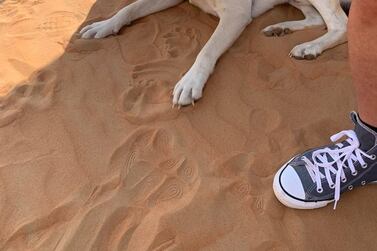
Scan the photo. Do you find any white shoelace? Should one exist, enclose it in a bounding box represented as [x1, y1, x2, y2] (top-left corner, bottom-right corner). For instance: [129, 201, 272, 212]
[302, 130, 375, 209]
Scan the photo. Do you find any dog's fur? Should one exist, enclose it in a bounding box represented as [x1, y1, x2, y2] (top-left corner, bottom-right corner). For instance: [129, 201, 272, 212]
[80, 0, 351, 106]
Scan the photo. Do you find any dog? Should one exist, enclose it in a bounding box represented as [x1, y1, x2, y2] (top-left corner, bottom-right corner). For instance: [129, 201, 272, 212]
[80, 0, 351, 106]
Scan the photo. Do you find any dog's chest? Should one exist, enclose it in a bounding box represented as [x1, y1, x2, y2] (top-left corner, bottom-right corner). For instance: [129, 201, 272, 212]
[188, 0, 219, 16]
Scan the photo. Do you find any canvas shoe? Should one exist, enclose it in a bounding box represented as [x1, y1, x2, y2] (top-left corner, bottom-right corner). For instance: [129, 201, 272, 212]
[273, 112, 377, 209]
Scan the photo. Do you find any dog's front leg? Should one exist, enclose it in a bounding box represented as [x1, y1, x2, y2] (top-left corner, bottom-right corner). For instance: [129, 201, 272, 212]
[80, 0, 184, 39]
[172, 11, 252, 106]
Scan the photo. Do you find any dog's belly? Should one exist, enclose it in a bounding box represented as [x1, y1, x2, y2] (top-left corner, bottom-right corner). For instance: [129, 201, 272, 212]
[252, 0, 289, 17]
[288, 0, 311, 5]
[188, 0, 220, 17]
[189, 0, 292, 18]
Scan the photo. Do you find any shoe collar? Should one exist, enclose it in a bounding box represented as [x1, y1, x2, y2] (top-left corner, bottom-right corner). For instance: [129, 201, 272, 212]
[351, 111, 377, 152]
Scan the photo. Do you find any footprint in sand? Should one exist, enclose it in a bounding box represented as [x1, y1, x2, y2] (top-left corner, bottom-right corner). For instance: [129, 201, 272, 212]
[0, 0, 44, 20]
[121, 80, 179, 124]
[1, 201, 77, 250]
[209, 151, 289, 246]
[247, 108, 286, 174]
[120, 26, 200, 124]
[37, 11, 84, 37]
[6, 10, 83, 40]
[59, 127, 198, 250]
[247, 108, 306, 176]
[108, 127, 199, 204]
[148, 228, 176, 251]
[210, 152, 289, 250]
[120, 78, 179, 124]
[248, 108, 282, 135]
[113, 128, 198, 249]
[6, 17, 40, 40]
[246, 108, 283, 162]
[8, 58, 35, 77]
[251, 195, 265, 215]
[231, 180, 251, 200]
[256, 57, 301, 91]
[0, 69, 57, 127]
[19, 69, 57, 108]
[0, 3, 19, 19]
[160, 26, 200, 58]
[0, 0, 29, 19]
[211, 152, 265, 202]
[147, 177, 185, 207]
[255, 240, 290, 251]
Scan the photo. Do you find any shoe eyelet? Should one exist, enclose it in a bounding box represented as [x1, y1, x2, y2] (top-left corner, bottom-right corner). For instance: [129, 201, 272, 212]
[362, 163, 368, 169]
[329, 184, 335, 189]
[361, 181, 366, 186]
[371, 154, 376, 160]
[317, 187, 323, 193]
[352, 171, 358, 176]
[342, 177, 347, 183]
[348, 185, 353, 190]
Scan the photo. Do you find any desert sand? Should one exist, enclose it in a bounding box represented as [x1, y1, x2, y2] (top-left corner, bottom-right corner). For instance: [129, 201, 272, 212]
[1, 0, 376, 250]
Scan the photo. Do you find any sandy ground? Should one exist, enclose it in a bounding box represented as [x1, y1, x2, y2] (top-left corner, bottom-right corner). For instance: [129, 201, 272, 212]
[1, 0, 377, 250]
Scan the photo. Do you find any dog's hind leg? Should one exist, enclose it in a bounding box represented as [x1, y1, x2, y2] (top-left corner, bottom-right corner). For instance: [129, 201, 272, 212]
[289, 0, 348, 59]
[172, 4, 252, 106]
[80, 0, 184, 39]
[263, 3, 324, 37]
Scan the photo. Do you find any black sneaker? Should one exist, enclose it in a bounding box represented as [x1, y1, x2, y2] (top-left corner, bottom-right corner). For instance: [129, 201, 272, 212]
[273, 112, 377, 209]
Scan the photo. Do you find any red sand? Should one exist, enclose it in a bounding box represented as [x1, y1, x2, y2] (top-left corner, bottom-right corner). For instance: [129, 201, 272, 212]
[1, 0, 376, 250]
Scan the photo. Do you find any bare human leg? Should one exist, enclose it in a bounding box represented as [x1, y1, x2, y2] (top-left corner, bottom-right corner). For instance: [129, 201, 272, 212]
[273, 1, 377, 210]
[349, 0, 377, 127]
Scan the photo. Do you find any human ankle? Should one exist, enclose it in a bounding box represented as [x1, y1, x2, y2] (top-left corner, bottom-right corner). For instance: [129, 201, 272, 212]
[359, 115, 377, 132]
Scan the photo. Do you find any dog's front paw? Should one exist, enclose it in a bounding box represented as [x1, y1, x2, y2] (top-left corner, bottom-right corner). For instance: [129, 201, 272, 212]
[80, 17, 126, 39]
[289, 43, 322, 60]
[172, 70, 207, 107]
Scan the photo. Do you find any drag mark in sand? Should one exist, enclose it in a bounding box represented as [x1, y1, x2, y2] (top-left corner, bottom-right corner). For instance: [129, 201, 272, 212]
[54, 127, 199, 250]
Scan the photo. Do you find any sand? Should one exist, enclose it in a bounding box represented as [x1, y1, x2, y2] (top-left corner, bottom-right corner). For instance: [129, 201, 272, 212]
[1, 0, 377, 250]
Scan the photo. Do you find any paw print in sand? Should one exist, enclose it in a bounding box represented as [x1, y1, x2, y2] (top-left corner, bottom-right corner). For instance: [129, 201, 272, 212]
[0, 69, 57, 127]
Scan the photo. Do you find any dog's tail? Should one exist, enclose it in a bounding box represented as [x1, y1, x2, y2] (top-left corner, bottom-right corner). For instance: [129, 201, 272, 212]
[340, 0, 351, 15]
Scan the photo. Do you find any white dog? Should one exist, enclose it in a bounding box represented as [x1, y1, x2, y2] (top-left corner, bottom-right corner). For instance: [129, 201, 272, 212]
[80, 0, 351, 106]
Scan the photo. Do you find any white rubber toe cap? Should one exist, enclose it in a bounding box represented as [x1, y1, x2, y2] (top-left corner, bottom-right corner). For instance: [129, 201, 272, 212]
[273, 160, 333, 209]
[279, 165, 305, 200]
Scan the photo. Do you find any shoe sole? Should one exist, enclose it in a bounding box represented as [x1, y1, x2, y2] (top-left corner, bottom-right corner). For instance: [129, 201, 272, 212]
[273, 158, 377, 209]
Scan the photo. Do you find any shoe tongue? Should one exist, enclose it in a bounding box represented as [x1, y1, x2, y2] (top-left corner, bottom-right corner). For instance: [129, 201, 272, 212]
[351, 112, 377, 151]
